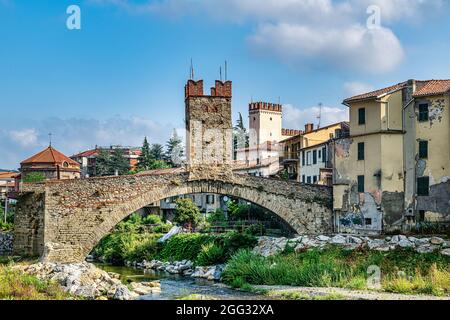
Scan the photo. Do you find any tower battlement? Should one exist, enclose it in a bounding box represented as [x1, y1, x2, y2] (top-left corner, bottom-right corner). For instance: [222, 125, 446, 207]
[185, 80, 232, 99]
[249, 102, 282, 113]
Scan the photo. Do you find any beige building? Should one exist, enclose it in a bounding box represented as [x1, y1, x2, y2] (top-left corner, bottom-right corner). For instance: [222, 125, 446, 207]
[235, 102, 301, 177]
[280, 122, 349, 183]
[20, 146, 81, 181]
[333, 79, 450, 234]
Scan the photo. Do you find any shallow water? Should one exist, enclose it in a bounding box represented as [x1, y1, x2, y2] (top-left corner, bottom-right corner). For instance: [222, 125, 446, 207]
[96, 264, 265, 300]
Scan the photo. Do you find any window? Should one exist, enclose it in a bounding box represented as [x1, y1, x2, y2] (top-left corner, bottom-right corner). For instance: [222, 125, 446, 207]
[417, 177, 429, 196]
[302, 151, 305, 166]
[253, 117, 256, 121]
[418, 104, 429, 122]
[322, 147, 327, 163]
[357, 175, 365, 193]
[419, 140, 428, 159]
[313, 150, 317, 165]
[365, 218, 372, 226]
[270, 117, 272, 121]
[358, 108, 366, 125]
[306, 151, 311, 165]
[313, 176, 318, 184]
[357, 142, 365, 161]
[307, 176, 312, 184]
[318, 150, 321, 158]
[302, 175, 306, 183]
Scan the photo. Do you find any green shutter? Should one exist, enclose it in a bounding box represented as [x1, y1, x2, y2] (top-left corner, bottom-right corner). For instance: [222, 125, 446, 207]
[419, 141, 428, 159]
[357, 175, 365, 193]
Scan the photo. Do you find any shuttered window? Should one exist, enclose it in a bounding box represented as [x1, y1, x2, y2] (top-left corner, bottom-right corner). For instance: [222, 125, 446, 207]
[358, 142, 365, 161]
[357, 175, 365, 193]
[419, 141, 428, 159]
[358, 108, 366, 125]
[417, 177, 429, 196]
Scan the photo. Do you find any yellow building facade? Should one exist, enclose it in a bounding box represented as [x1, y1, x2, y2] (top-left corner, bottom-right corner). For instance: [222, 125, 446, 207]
[334, 79, 450, 234]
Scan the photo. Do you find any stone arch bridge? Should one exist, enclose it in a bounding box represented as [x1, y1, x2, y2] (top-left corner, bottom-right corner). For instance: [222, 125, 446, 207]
[13, 169, 332, 263]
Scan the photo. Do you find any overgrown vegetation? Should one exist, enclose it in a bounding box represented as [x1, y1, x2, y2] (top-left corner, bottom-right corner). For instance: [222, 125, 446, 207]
[0, 205, 14, 231]
[22, 172, 45, 183]
[93, 212, 257, 266]
[0, 265, 75, 300]
[222, 246, 450, 296]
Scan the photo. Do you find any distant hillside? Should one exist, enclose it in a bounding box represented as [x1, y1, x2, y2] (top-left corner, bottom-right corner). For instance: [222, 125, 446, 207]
[0, 169, 18, 173]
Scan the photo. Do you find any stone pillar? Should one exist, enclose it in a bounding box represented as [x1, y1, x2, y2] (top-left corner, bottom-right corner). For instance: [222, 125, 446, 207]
[13, 192, 46, 257]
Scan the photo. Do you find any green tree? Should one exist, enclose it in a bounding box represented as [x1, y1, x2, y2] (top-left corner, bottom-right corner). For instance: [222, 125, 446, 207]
[111, 148, 131, 175]
[150, 144, 164, 161]
[137, 137, 154, 171]
[149, 160, 171, 170]
[165, 130, 184, 167]
[23, 172, 45, 183]
[94, 149, 112, 176]
[174, 198, 201, 231]
[233, 112, 249, 159]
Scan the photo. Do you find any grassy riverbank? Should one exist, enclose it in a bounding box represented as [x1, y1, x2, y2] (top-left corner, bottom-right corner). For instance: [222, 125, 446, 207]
[222, 247, 450, 296]
[0, 261, 75, 300]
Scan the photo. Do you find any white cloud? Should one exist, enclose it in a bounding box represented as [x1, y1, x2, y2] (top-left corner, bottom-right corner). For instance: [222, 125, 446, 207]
[87, 0, 449, 73]
[9, 129, 38, 147]
[0, 116, 179, 169]
[249, 23, 404, 74]
[283, 104, 348, 130]
[344, 81, 375, 97]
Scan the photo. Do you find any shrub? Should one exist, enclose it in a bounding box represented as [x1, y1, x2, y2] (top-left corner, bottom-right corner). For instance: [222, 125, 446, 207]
[142, 214, 163, 225]
[157, 233, 214, 262]
[196, 243, 226, 266]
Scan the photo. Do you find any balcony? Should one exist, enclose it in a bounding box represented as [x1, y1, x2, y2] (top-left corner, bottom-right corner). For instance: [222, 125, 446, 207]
[280, 152, 299, 164]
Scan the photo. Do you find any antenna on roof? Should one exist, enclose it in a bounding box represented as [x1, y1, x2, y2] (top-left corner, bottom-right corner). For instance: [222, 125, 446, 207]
[225, 60, 228, 81]
[48, 133, 52, 147]
[190, 58, 194, 80]
[220, 66, 222, 81]
[317, 103, 323, 129]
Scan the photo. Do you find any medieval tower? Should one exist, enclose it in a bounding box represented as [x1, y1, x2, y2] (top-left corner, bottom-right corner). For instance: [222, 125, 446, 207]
[185, 79, 233, 171]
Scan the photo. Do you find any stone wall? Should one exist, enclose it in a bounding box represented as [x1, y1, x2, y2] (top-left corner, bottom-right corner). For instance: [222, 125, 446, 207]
[0, 232, 13, 256]
[13, 192, 46, 257]
[14, 171, 333, 263]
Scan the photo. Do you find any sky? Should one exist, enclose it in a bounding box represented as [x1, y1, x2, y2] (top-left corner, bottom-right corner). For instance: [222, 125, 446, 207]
[0, 0, 449, 170]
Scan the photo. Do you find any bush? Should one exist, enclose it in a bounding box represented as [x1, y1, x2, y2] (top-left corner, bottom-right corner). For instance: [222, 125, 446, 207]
[142, 214, 163, 225]
[196, 243, 226, 266]
[93, 232, 162, 265]
[157, 233, 214, 262]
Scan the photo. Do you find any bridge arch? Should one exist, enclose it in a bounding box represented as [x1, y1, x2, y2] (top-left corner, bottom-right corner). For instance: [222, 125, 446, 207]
[13, 171, 333, 263]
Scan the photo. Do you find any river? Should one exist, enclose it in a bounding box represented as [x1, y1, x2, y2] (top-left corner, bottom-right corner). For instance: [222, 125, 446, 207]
[96, 264, 266, 300]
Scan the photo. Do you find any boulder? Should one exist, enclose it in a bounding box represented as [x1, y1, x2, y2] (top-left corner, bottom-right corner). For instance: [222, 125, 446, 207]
[331, 235, 346, 245]
[430, 237, 445, 245]
[398, 239, 414, 248]
[316, 235, 331, 242]
[441, 249, 450, 256]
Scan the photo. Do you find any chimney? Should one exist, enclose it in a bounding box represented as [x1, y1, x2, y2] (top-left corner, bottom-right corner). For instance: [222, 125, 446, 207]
[305, 123, 314, 133]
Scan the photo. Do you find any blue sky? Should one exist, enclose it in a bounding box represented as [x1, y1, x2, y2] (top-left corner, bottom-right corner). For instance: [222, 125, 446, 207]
[1, 0, 449, 169]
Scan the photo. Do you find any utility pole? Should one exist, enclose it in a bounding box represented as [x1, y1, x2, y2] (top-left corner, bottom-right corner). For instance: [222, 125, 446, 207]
[317, 103, 323, 129]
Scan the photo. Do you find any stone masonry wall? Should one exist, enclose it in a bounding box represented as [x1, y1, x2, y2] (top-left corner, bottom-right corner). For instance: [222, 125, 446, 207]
[13, 192, 46, 257]
[15, 171, 332, 263]
[0, 232, 13, 256]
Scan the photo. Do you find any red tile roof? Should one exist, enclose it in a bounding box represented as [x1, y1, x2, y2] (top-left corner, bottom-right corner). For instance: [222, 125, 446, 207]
[344, 79, 450, 103]
[0, 172, 19, 179]
[344, 82, 407, 103]
[413, 80, 450, 97]
[21, 146, 80, 166]
[71, 149, 99, 158]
